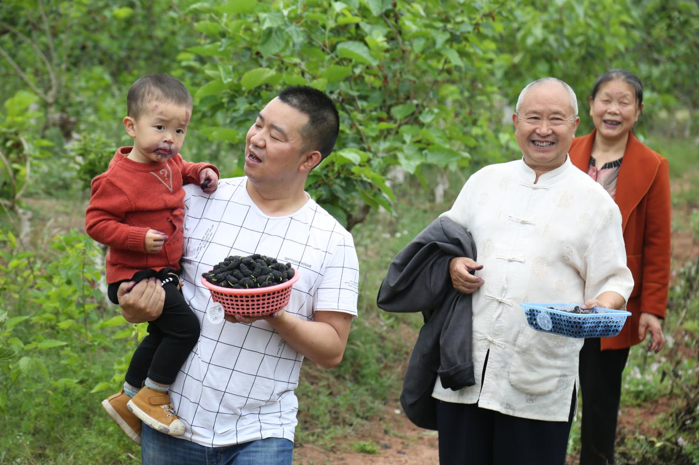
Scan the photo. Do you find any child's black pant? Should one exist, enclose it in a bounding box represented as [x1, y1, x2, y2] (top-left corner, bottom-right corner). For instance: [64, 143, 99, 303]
[108, 269, 200, 386]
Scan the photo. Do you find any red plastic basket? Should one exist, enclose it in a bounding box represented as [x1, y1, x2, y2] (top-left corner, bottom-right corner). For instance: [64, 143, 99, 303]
[201, 269, 300, 317]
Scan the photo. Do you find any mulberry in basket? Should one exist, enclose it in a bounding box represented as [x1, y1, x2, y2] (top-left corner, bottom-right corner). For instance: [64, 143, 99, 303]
[202, 269, 300, 317]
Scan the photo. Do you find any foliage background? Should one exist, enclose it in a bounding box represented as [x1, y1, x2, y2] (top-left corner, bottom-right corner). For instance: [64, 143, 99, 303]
[0, 0, 697, 464]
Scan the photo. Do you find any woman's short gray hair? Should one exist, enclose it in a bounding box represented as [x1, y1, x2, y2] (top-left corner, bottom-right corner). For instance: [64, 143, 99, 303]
[515, 78, 578, 117]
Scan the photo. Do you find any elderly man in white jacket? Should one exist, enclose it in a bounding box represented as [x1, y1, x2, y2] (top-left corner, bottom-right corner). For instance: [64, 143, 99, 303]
[437, 77, 633, 465]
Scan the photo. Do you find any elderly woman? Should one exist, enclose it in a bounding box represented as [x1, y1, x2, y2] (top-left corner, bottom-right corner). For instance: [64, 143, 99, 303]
[570, 69, 671, 465]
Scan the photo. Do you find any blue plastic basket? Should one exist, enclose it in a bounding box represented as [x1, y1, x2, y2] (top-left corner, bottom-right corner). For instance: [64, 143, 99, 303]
[520, 303, 631, 338]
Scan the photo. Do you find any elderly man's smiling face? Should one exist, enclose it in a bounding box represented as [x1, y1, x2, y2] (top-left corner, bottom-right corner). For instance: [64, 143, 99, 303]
[513, 82, 580, 176]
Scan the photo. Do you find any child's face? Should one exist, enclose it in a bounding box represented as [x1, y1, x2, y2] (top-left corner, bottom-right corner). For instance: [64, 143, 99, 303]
[123, 101, 191, 163]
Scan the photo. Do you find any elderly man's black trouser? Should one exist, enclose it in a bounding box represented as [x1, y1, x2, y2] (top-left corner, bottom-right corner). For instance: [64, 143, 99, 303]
[436, 351, 576, 465]
[436, 394, 575, 465]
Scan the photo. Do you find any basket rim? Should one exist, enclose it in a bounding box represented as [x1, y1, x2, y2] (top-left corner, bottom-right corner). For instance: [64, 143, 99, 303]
[201, 267, 300, 296]
[520, 302, 631, 318]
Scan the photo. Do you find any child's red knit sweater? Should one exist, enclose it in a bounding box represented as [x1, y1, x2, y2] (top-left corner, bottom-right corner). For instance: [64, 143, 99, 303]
[85, 147, 218, 283]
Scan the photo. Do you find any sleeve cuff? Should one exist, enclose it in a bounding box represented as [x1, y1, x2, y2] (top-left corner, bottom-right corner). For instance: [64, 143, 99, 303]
[127, 227, 150, 251]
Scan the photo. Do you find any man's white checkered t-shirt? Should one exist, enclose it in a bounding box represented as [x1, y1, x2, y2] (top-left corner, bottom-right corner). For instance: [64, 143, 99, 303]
[168, 177, 360, 447]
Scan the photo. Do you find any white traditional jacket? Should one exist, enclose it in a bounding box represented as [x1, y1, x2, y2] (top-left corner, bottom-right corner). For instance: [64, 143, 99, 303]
[433, 157, 633, 422]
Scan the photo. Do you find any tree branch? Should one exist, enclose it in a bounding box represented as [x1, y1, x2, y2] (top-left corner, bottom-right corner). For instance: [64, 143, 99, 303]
[37, 0, 59, 102]
[0, 20, 56, 94]
[0, 148, 17, 209]
[0, 45, 50, 102]
[339, 98, 371, 152]
[14, 136, 30, 201]
[37, 0, 56, 67]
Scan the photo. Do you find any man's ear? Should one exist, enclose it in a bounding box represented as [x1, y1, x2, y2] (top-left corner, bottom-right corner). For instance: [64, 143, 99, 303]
[299, 151, 323, 173]
[123, 116, 137, 138]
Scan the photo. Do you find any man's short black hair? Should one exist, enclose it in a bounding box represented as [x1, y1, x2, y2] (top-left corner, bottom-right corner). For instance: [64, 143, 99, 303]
[278, 86, 340, 159]
[127, 74, 193, 119]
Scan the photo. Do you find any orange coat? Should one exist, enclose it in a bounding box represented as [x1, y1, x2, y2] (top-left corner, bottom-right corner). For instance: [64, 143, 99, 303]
[570, 130, 671, 350]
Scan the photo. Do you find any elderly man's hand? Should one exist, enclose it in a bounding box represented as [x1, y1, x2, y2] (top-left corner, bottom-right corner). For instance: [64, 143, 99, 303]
[639, 312, 665, 353]
[449, 257, 484, 294]
[117, 278, 165, 323]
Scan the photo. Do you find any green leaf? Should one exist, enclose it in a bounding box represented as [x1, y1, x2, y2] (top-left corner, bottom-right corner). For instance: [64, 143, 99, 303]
[259, 28, 286, 57]
[425, 145, 463, 166]
[310, 78, 328, 91]
[54, 378, 79, 389]
[6, 316, 29, 330]
[112, 328, 135, 339]
[397, 147, 423, 174]
[375, 122, 396, 130]
[337, 16, 362, 26]
[194, 20, 222, 37]
[99, 315, 128, 329]
[360, 0, 389, 16]
[360, 188, 393, 212]
[201, 127, 241, 142]
[37, 340, 68, 350]
[4, 91, 39, 117]
[90, 382, 113, 394]
[441, 48, 464, 67]
[305, 13, 328, 24]
[196, 79, 228, 99]
[323, 205, 348, 227]
[241, 68, 278, 90]
[259, 11, 285, 29]
[322, 65, 353, 83]
[335, 149, 362, 165]
[186, 43, 231, 58]
[0, 348, 15, 362]
[186, 3, 216, 13]
[419, 108, 439, 124]
[37, 339, 68, 350]
[351, 167, 396, 201]
[336, 41, 378, 66]
[390, 103, 416, 121]
[177, 52, 196, 61]
[431, 30, 450, 49]
[284, 74, 307, 86]
[18, 356, 32, 373]
[57, 319, 76, 329]
[112, 7, 134, 20]
[217, 0, 257, 14]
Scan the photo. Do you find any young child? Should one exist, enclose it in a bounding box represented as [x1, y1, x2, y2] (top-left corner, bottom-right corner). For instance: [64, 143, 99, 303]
[85, 74, 219, 444]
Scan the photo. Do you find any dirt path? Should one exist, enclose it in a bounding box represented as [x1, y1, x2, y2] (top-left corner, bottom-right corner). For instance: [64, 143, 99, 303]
[295, 400, 439, 465]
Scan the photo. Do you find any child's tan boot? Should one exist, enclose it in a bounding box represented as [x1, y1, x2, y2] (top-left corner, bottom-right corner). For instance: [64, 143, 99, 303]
[101, 389, 142, 445]
[127, 387, 185, 436]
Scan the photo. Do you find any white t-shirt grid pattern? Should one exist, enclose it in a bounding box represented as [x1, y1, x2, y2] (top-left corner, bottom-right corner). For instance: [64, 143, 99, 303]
[168, 177, 359, 448]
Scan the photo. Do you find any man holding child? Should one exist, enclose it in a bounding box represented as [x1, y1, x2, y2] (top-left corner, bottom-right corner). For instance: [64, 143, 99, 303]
[115, 85, 359, 465]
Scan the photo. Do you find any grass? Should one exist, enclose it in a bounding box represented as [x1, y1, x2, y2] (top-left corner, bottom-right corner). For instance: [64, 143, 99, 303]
[645, 134, 699, 220]
[644, 134, 699, 181]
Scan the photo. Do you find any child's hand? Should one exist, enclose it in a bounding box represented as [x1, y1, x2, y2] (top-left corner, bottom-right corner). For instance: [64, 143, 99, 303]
[200, 168, 219, 194]
[145, 229, 168, 253]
